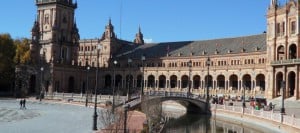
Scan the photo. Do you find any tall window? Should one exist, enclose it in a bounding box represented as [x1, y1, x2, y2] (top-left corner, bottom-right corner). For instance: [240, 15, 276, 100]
[291, 21, 296, 34]
[276, 23, 281, 36]
[282, 22, 285, 35]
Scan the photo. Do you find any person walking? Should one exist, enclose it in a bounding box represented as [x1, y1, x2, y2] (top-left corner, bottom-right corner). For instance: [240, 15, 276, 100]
[22, 99, 26, 109]
[19, 99, 23, 109]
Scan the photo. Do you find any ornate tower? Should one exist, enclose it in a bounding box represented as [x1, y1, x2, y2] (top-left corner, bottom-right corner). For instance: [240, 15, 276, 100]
[31, 0, 79, 65]
[266, 0, 299, 99]
[100, 19, 120, 67]
[134, 26, 144, 45]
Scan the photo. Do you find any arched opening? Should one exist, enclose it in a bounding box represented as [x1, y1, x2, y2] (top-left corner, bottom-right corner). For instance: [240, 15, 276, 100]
[126, 74, 133, 90]
[68, 76, 75, 93]
[289, 44, 297, 59]
[242, 74, 251, 90]
[193, 75, 200, 89]
[276, 72, 283, 97]
[29, 75, 36, 94]
[147, 75, 155, 88]
[104, 75, 111, 88]
[229, 74, 238, 90]
[158, 75, 166, 88]
[204, 75, 212, 89]
[256, 74, 265, 91]
[115, 75, 122, 89]
[217, 75, 225, 89]
[288, 71, 296, 97]
[137, 75, 142, 88]
[277, 46, 285, 60]
[181, 75, 189, 88]
[170, 75, 177, 88]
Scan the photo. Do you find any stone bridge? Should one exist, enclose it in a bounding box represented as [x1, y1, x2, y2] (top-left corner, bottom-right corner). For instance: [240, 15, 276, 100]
[127, 91, 211, 114]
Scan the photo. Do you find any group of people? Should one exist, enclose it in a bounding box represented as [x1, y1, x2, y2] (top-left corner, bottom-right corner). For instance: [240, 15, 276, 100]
[19, 99, 26, 109]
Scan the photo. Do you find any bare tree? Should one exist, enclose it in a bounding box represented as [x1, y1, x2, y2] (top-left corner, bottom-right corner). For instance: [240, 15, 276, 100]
[98, 95, 132, 133]
[141, 96, 163, 132]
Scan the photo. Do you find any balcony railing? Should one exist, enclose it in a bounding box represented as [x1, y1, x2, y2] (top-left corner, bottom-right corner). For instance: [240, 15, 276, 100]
[271, 59, 300, 66]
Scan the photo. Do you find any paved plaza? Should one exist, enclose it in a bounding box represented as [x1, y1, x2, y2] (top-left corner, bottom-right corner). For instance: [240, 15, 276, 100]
[0, 99, 101, 133]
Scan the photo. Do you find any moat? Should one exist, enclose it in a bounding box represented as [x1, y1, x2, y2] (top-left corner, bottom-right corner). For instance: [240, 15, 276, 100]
[162, 114, 278, 133]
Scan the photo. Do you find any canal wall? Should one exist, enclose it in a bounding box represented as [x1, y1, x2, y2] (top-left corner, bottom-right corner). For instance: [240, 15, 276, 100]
[212, 104, 300, 133]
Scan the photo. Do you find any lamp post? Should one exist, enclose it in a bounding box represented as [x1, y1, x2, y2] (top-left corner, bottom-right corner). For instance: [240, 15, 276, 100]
[127, 58, 132, 101]
[124, 104, 130, 133]
[93, 44, 101, 130]
[188, 60, 192, 98]
[205, 57, 210, 114]
[40, 67, 44, 101]
[281, 81, 285, 114]
[85, 65, 90, 107]
[242, 82, 246, 108]
[112, 60, 117, 114]
[141, 55, 145, 96]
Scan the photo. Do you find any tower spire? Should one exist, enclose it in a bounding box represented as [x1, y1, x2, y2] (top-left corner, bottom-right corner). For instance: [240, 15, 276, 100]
[101, 18, 116, 40]
[134, 26, 144, 45]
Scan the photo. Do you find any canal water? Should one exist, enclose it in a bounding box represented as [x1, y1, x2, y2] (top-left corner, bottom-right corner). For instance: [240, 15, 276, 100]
[161, 114, 277, 133]
[161, 101, 276, 133]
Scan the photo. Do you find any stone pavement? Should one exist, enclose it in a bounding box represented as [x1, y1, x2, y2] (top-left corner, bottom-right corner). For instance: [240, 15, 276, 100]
[0, 98, 102, 133]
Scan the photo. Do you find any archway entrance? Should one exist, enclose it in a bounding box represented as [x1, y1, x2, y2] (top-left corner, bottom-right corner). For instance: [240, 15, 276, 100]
[193, 75, 200, 89]
[181, 75, 189, 88]
[104, 75, 111, 88]
[68, 77, 75, 93]
[276, 72, 283, 97]
[229, 75, 238, 90]
[137, 75, 142, 88]
[170, 75, 177, 88]
[289, 44, 297, 59]
[115, 75, 122, 89]
[147, 75, 155, 88]
[159, 75, 166, 89]
[204, 75, 212, 89]
[242, 74, 251, 90]
[256, 74, 265, 91]
[217, 75, 225, 89]
[288, 71, 296, 97]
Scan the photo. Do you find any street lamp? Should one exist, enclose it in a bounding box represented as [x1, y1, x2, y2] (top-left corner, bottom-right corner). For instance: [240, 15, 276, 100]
[40, 67, 44, 101]
[112, 60, 118, 114]
[93, 44, 102, 130]
[205, 57, 210, 114]
[141, 55, 146, 96]
[281, 81, 285, 114]
[127, 58, 132, 101]
[188, 60, 192, 98]
[85, 65, 90, 107]
[123, 104, 130, 133]
[242, 82, 246, 108]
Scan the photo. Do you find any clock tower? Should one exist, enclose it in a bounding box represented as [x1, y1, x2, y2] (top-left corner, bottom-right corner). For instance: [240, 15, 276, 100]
[31, 0, 79, 65]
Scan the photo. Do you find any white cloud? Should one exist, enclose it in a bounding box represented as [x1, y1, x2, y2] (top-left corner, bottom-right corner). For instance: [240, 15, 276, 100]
[144, 38, 154, 43]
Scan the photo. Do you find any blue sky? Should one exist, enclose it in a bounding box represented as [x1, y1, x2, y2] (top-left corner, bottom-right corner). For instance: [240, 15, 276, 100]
[0, 0, 287, 43]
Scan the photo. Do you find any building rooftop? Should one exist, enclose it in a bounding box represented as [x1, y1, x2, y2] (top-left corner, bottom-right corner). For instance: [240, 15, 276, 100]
[115, 34, 266, 59]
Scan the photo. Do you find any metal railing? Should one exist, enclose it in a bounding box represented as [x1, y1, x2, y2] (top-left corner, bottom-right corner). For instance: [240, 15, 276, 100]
[212, 104, 300, 129]
[271, 59, 300, 66]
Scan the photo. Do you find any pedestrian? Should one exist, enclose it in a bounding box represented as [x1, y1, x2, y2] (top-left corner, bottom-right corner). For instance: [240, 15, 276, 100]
[22, 99, 26, 109]
[19, 99, 23, 109]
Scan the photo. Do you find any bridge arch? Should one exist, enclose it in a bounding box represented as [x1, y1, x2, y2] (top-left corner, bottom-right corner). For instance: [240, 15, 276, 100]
[137, 92, 210, 114]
